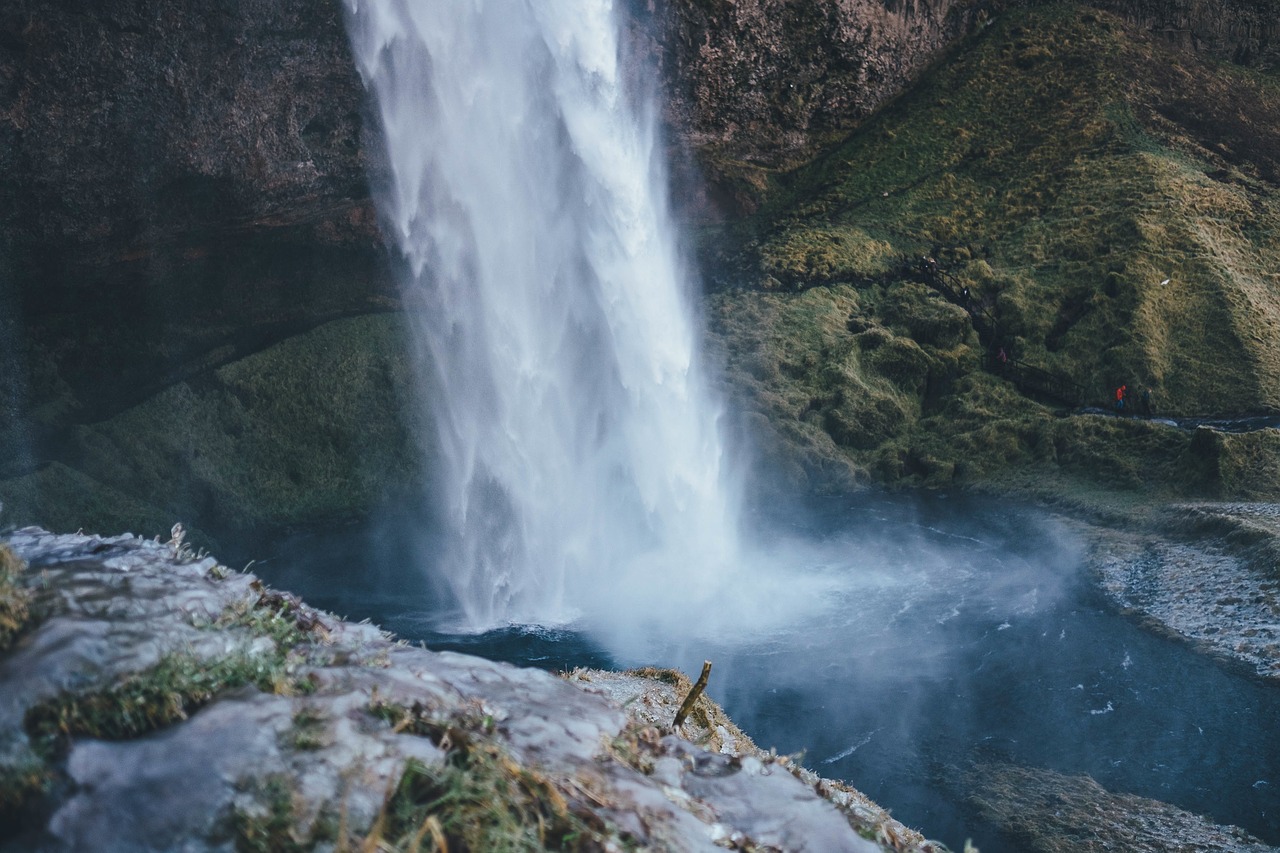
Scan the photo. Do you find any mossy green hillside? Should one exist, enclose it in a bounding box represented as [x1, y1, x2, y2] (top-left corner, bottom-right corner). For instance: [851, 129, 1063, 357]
[0, 314, 426, 547]
[713, 1, 1280, 499]
[0, 462, 201, 545]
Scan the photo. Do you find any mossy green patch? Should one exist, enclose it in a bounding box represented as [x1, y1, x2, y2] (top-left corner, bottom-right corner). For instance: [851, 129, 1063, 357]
[366, 700, 616, 852]
[23, 649, 292, 758]
[0, 544, 30, 651]
[0, 750, 51, 826]
[711, 1, 1280, 501]
[0, 462, 188, 543]
[24, 591, 311, 758]
[5, 314, 427, 547]
[758, 225, 896, 289]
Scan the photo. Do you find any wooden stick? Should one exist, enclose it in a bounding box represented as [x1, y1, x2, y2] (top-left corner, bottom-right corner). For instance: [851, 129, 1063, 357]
[672, 660, 712, 729]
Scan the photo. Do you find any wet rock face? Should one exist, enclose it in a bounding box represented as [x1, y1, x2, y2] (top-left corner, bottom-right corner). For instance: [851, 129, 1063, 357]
[967, 762, 1276, 853]
[0, 0, 371, 252]
[638, 0, 990, 212]
[0, 0, 390, 469]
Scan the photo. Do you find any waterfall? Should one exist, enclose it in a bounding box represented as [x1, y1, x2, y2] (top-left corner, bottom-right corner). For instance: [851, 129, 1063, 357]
[343, 0, 743, 635]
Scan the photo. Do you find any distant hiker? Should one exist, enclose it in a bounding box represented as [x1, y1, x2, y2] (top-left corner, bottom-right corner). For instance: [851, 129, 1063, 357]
[923, 256, 939, 282]
[1115, 384, 1127, 412]
[1141, 387, 1154, 415]
[961, 286, 971, 305]
[997, 346, 1008, 364]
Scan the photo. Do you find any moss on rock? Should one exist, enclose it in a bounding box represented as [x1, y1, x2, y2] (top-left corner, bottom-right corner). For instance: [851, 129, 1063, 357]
[1, 313, 427, 547]
[0, 544, 29, 651]
[710, 1, 1280, 502]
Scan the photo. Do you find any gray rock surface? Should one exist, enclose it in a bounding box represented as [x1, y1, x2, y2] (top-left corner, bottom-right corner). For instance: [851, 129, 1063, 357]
[967, 761, 1277, 853]
[1086, 511, 1280, 680]
[0, 528, 901, 852]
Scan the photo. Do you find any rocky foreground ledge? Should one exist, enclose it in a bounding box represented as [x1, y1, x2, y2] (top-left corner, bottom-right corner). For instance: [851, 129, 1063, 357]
[0, 528, 936, 853]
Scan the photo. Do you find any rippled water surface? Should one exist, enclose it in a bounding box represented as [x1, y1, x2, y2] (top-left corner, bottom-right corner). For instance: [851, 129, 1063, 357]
[255, 494, 1280, 851]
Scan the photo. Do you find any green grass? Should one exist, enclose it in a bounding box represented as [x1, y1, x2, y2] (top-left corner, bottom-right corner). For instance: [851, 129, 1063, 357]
[22, 582, 314, 760]
[365, 699, 618, 852]
[710, 0, 1280, 502]
[23, 648, 296, 758]
[232, 774, 330, 853]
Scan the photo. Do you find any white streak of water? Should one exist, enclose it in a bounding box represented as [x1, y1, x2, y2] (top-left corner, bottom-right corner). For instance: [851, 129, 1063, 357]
[343, 0, 749, 642]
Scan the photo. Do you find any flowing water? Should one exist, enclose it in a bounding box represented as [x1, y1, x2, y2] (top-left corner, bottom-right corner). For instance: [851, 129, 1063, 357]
[343, 0, 741, 634]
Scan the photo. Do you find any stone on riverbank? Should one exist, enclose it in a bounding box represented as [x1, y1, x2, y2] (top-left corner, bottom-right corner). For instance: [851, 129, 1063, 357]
[967, 762, 1275, 853]
[1088, 514, 1280, 681]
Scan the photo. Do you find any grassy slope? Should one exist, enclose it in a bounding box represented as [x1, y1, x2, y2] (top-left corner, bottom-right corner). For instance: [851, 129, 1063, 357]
[0, 314, 425, 549]
[710, 1, 1280, 507]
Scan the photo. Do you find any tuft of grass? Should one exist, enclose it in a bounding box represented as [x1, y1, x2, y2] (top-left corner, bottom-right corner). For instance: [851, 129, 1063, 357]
[231, 774, 330, 853]
[0, 544, 31, 651]
[286, 707, 329, 752]
[23, 588, 318, 759]
[23, 649, 295, 758]
[365, 699, 617, 852]
[0, 750, 52, 827]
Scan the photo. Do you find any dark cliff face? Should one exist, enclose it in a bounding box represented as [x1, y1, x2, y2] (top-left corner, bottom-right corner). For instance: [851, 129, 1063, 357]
[640, 0, 991, 213]
[1091, 0, 1280, 67]
[0, 0, 996, 478]
[0, 0, 389, 475]
[641, 0, 1278, 215]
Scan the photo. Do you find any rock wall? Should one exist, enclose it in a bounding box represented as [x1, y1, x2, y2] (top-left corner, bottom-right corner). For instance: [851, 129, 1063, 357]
[0, 0, 389, 477]
[1091, 0, 1280, 67]
[639, 0, 991, 212]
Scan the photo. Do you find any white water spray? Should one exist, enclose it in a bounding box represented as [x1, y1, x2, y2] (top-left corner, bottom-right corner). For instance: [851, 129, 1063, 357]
[344, 0, 754, 637]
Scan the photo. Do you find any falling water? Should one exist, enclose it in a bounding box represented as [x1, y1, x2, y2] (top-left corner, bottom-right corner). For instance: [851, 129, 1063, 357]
[343, 0, 744, 634]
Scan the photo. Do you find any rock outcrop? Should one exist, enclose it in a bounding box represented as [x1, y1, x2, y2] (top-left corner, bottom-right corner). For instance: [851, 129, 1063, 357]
[0, 530, 935, 852]
[0, 0, 389, 478]
[1088, 508, 1280, 681]
[966, 762, 1276, 853]
[1092, 0, 1280, 67]
[638, 0, 991, 213]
